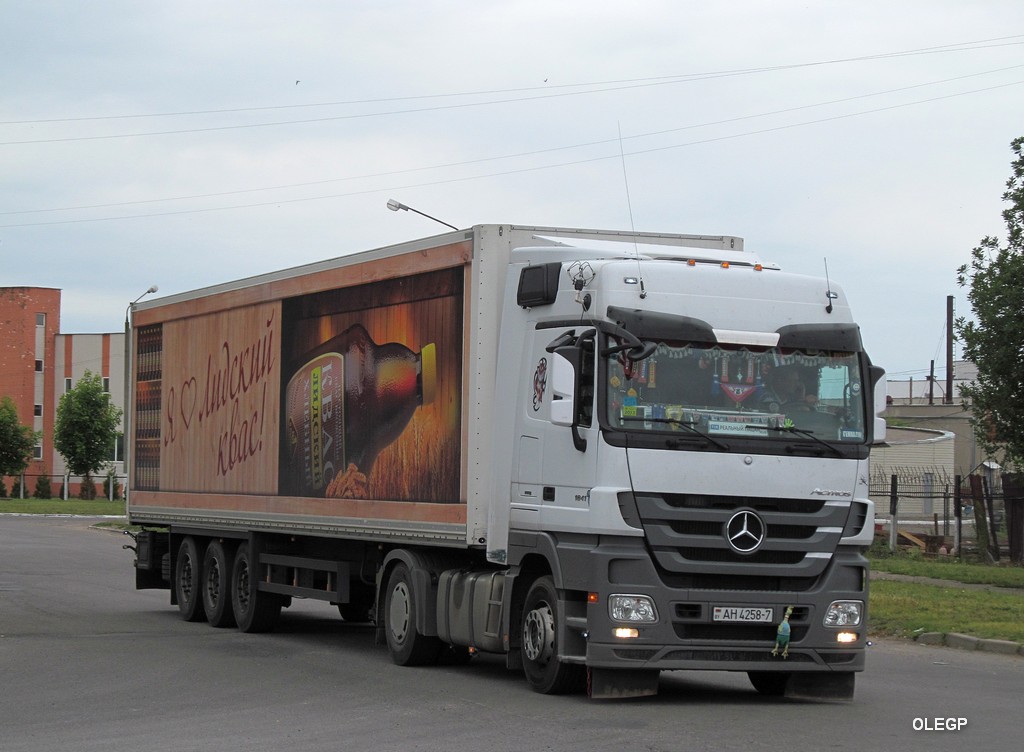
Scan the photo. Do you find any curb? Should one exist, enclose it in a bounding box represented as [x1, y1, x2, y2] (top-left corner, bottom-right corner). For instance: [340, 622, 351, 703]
[914, 631, 1024, 657]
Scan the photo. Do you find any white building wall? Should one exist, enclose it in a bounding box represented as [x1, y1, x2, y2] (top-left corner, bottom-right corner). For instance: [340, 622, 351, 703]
[870, 428, 955, 518]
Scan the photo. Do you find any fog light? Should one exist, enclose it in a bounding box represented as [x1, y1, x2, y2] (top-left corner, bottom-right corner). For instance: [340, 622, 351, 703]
[609, 594, 658, 623]
[613, 627, 640, 639]
[824, 600, 863, 627]
[837, 631, 858, 644]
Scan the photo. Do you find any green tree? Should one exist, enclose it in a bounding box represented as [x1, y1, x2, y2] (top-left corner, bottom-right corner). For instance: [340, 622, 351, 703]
[0, 395, 36, 479]
[956, 136, 1024, 468]
[34, 472, 53, 499]
[54, 371, 123, 498]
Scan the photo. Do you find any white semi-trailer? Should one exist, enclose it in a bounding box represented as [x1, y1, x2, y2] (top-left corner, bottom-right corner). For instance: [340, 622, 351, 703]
[127, 224, 884, 699]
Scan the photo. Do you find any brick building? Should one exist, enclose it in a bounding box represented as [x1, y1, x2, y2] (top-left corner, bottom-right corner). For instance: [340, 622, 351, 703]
[0, 287, 124, 496]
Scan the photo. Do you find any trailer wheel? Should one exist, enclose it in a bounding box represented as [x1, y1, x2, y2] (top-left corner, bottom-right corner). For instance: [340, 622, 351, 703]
[521, 576, 585, 694]
[175, 537, 206, 622]
[384, 563, 442, 666]
[201, 540, 236, 628]
[231, 542, 281, 633]
[748, 671, 791, 696]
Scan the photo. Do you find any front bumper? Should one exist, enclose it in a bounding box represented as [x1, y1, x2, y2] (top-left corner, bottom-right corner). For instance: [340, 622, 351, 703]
[580, 537, 868, 674]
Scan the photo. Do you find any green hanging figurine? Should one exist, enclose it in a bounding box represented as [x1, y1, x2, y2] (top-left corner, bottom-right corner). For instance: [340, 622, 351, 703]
[772, 606, 794, 658]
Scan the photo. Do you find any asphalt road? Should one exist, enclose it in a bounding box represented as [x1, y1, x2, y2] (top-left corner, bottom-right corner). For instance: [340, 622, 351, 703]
[1, 516, 1021, 752]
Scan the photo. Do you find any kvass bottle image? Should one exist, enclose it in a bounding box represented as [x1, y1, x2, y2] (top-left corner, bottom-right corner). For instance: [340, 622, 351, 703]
[283, 324, 437, 497]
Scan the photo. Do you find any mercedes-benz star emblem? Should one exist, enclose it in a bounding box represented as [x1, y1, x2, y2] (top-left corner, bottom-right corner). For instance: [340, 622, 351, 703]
[725, 510, 766, 554]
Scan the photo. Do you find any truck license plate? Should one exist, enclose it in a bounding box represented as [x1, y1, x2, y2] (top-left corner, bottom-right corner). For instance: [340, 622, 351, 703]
[713, 606, 774, 623]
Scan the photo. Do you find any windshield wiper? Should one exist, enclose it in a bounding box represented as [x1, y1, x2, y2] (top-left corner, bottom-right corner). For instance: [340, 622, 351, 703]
[619, 416, 730, 451]
[767, 425, 843, 457]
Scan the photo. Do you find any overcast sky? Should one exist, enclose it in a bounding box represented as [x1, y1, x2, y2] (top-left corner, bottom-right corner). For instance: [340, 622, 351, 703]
[3, 2, 1023, 383]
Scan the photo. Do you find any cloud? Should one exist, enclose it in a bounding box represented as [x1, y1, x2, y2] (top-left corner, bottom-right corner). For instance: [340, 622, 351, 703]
[2, 2, 1023, 377]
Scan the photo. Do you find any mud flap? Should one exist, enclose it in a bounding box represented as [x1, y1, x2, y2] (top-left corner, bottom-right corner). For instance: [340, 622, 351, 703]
[588, 668, 660, 699]
[785, 672, 856, 702]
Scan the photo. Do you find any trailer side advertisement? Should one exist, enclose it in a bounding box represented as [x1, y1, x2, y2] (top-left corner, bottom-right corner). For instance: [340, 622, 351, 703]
[131, 264, 465, 523]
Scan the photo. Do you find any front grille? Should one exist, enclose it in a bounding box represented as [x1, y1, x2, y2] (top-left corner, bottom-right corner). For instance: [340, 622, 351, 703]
[674, 624, 809, 642]
[662, 650, 814, 663]
[676, 547, 805, 565]
[613, 649, 659, 661]
[633, 492, 851, 591]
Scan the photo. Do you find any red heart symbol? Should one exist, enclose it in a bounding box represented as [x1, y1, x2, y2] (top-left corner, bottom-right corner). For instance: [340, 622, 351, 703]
[180, 377, 197, 430]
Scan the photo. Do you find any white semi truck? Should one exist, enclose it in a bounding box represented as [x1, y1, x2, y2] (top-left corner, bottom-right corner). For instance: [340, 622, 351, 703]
[127, 224, 884, 699]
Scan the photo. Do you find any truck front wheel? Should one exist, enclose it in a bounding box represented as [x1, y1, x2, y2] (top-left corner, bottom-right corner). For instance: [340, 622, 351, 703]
[231, 543, 281, 633]
[521, 576, 585, 694]
[748, 671, 791, 696]
[384, 563, 442, 666]
[175, 537, 206, 622]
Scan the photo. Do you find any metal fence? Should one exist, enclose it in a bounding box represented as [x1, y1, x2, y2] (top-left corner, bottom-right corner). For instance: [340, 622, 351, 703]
[0, 472, 127, 501]
[870, 466, 1024, 563]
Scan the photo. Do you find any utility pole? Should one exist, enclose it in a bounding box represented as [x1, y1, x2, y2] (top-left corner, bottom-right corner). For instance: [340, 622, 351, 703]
[945, 295, 954, 404]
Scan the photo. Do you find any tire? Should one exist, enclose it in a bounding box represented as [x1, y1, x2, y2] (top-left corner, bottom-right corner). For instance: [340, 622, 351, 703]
[201, 540, 236, 628]
[174, 537, 206, 622]
[231, 542, 282, 633]
[520, 576, 586, 694]
[336, 583, 375, 623]
[383, 563, 442, 666]
[748, 671, 791, 696]
[337, 602, 373, 623]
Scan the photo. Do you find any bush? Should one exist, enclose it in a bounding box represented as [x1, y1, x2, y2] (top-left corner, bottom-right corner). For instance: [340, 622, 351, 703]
[102, 469, 121, 501]
[33, 474, 52, 499]
[79, 475, 97, 500]
[12, 479, 23, 498]
[0, 478, 6, 498]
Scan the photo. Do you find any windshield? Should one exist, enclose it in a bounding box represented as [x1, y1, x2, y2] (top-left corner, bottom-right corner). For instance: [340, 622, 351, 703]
[605, 339, 868, 443]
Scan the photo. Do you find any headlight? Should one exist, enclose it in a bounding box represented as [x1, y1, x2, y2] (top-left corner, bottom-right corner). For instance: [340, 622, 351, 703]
[608, 594, 658, 623]
[823, 600, 863, 627]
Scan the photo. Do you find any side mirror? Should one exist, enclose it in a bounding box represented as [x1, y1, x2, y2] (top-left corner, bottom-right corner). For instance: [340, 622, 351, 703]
[550, 346, 587, 451]
[550, 350, 576, 427]
[870, 365, 887, 444]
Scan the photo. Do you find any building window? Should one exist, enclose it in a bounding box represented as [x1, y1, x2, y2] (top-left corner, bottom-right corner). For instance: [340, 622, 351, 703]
[36, 313, 46, 327]
[110, 434, 125, 463]
[65, 377, 72, 393]
[33, 444, 43, 460]
[34, 404, 43, 417]
[103, 376, 110, 393]
[35, 360, 44, 372]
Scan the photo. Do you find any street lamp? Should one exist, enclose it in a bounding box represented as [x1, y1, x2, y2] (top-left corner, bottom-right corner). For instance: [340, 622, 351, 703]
[122, 285, 158, 506]
[124, 285, 159, 328]
[386, 199, 459, 231]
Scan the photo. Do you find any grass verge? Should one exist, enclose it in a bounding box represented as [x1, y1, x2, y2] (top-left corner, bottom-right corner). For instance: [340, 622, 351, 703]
[868, 543, 1024, 644]
[0, 498, 125, 516]
[869, 580, 1024, 643]
[870, 556, 1024, 589]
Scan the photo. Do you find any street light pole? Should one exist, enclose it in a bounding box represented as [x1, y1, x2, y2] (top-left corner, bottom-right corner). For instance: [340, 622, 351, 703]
[386, 199, 459, 231]
[122, 285, 158, 507]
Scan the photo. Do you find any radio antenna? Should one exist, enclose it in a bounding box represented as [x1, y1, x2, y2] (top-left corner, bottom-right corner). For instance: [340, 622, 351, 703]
[618, 121, 646, 299]
[823, 257, 834, 314]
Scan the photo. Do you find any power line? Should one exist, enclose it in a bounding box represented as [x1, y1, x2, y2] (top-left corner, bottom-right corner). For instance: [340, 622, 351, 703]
[3, 65, 1021, 219]
[1, 35, 1022, 141]
[4, 77, 1021, 229]
[4, 35, 1021, 126]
